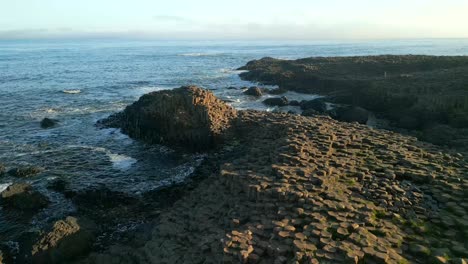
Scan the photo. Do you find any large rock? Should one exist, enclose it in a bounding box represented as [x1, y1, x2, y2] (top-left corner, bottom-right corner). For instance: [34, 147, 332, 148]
[243, 87, 263, 97]
[106, 86, 237, 151]
[300, 98, 327, 113]
[32, 216, 97, 263]
[332, 106, 369, 124]
[8, 166, 42, 178]
[0, 183, 49, 211]
[263, 96, 289, 107]
[40, 118, 58, 128]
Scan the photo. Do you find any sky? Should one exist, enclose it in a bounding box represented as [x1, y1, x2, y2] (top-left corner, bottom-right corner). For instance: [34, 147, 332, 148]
[0, 0, 467, 40]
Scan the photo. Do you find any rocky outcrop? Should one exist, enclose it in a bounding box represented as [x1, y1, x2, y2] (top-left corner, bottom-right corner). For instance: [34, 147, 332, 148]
[84, 105, 468, 263]
[243, 87, 263, 97]
[331, 106, 369, 124]
[8, 166, 42, 178]
[0, 183, 49, 211]
[40, 118, 58, 128]
[239, 55, 468, 150]
[100, 86, 237, 151]
[300, 98, 327, 113]
[32, 216, 97, 263]
[263, 96, 289, 107]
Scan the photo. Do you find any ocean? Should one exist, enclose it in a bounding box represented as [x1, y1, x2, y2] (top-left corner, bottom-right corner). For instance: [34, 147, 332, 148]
[1, 39, 468, 243]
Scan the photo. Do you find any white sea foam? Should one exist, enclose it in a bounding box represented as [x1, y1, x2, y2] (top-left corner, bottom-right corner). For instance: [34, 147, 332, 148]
[0, 183, 11, 193]
[62, 89, 81, 94]
[134, 86, 171, 96]
[107, 153, 137, 170]
[178, 53, 218, 57]
[219, 68, 248, 74]
[66, 145, 137, 171]
[45, 108, 58, 114]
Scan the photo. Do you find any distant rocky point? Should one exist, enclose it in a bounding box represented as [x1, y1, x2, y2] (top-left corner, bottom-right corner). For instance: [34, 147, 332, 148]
[239, 55, 468, 150]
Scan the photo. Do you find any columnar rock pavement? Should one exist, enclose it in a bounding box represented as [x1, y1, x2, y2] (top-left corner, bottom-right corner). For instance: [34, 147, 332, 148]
[83, 86, 468, 263]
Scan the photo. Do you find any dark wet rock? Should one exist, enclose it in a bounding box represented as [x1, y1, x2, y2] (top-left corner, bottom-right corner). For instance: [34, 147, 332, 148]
[332, 106, 369, 124]
[227, 86, 238, 90]
[31, 216, 97, 264]
[72, 188, 139, 210]
[96, 112, 124, 129]
[419, 124, 457, 146]
[0, 183, 49, 211]
[40, 118, 58, 128]
[289, 100, 300, 106]
[268, 88, 288, 95]
[98, 86, 237, 151]
[0, 163, 5, 176]
[409, 243, 431, 257]
[243, 87, 263, 97]
[397, 116, 421, 130]
[263, 96, 289, 107]
[47, 179, 70, 194]
[302, 109, 320, 117]
[8, 166, 42, 178]
[300, 98, 327, 113]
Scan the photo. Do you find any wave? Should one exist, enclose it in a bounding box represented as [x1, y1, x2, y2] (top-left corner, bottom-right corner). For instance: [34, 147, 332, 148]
[132, 86, 171, 95]
[0, 182, 12, 193]
[31, 102, 128, 119]
[219, 68, 248, 74]
[62, 89, 81, 94]
[107, 153, 137, 170]
[178, 53, 219, 57]
[66, 145, 136, 171]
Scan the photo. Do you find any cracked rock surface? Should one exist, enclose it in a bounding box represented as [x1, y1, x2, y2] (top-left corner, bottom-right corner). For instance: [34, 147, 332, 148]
[83, 105, 468, 263]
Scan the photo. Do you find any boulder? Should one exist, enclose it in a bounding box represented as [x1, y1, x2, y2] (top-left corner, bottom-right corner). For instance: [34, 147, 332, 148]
[40, 118, 58, 128]
[300, 98, 327, 113]
[419, 124, 456, 146]
[289, 100, 300, 106]
[267, 88, 288, 95]
[32, 217, 97, 263]
[243, 87, 263, 97]
[302, 109, 320, 117]
[47, 179, 70, 194]
[102, 86, 237, 151]
[0, 183, 49, 211]
[8, 166, 42, 178]
[263, 96, 289, 107]
[332, 106, 369, 124]
[397, 116, 421, 130]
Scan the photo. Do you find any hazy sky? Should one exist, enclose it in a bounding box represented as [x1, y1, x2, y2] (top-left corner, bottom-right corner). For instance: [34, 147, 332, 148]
[1, 0, 467, 40]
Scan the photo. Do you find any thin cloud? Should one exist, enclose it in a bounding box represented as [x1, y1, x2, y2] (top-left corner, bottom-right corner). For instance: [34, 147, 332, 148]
[152, 15, 193, 24]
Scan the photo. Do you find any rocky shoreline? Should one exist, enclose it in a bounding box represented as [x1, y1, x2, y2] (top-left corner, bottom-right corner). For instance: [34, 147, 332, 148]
[238, 55, 468, 152]
[1, 81, 467, 263]
[82, 87, 467, 263]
